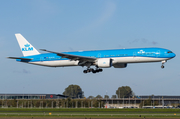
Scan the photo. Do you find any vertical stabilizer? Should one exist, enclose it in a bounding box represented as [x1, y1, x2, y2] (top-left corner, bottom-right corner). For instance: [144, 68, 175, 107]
[15, 34, 40, 56]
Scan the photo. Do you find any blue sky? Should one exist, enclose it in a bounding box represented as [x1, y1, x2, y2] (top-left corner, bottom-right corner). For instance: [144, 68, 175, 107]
[0, 0, 180, 97]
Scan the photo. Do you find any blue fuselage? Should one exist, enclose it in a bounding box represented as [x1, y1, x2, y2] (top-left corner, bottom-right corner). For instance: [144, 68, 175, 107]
[17, 48, 175, 63]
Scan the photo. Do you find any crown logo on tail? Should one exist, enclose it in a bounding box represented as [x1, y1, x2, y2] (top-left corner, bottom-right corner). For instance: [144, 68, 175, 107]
[24, 44, 30, 47]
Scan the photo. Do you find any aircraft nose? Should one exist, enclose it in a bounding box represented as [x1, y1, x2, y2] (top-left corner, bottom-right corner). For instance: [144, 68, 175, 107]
[173, 53, 176, 57]
[171, 53, 176, 58]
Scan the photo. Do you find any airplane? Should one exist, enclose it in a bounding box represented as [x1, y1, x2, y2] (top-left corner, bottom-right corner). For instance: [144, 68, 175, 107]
[8, 34, 176, 74]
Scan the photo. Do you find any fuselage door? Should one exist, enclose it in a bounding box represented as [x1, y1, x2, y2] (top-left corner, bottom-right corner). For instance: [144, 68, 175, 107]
[40, 57, 44, 62]
[98, 53, 101, 58]
[157, 50, 160, 57]
[133, 52, 137, 57]
[133, 51, 140, 61]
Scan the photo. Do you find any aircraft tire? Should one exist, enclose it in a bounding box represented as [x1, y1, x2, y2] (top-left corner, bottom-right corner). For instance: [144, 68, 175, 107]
[96, 69, 99, 72]
[92, 71, 96, 73]
[90, 68, 93, 72]
[161, 65, 164, 69]
[83, 70, 87, 73]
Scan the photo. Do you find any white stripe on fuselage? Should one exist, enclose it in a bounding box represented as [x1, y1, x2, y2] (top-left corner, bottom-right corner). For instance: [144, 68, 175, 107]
[27, 57, 171, 67]
[29, 60, 79, 67]
[112, 57, 170, 63]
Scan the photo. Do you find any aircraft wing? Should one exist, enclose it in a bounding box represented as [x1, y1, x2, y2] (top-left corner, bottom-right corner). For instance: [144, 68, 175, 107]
[40, 49, 96, 62]
[7, 57, 32, 60]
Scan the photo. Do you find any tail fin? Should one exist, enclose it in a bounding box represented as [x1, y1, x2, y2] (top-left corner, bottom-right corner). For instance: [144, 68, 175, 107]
[15, 33, 40, 56]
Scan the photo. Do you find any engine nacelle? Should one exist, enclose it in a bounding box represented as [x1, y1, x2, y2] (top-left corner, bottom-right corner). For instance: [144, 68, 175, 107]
[113, 63, 127, 68]
[96, 58, 112, 68]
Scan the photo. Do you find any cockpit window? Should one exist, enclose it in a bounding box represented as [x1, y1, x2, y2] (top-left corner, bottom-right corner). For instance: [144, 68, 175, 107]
[167, 51, 173, 53]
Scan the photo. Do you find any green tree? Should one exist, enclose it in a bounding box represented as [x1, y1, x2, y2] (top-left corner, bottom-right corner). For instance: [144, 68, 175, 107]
[12, 99, 17, 107]
[63, 84, 84, 98]
[104, 95, 109, 99]
[139, 96, 159, 108]
[111, 95, 117, 98]
[116, 86, 133, 98]
[96, 95, 102, 99]
[88, 96, 94, 99]
[65, 98, 72, 107]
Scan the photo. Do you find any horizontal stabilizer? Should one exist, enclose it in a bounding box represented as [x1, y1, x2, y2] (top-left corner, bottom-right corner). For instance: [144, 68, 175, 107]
[7, 57, 32, 60]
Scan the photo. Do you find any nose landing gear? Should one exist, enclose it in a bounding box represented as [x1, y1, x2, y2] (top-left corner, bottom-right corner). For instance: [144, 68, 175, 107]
[161, 65, 164, 69]
[161, 60, 167, 69]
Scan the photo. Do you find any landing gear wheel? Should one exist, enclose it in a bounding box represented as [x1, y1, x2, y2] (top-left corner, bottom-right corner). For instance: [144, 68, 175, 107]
[161, 65, 164, 69]
[83, 70, 87, 73]
[92, 70, 96, 73]
[89, 68, 93, 72]
[99, 69, 103, 72]
[96, 69, 99, 73]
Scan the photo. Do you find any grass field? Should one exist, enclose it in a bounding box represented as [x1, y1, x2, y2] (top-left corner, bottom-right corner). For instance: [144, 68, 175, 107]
[0, 108, 179, 118]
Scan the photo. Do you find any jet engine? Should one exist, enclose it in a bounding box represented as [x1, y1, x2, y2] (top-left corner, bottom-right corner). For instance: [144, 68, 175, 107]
[113, 63, 127, 68]
[95, 58, 112, 68]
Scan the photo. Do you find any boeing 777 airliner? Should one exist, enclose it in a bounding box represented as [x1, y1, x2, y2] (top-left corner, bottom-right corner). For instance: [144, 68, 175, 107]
[8, 34, 176, 73]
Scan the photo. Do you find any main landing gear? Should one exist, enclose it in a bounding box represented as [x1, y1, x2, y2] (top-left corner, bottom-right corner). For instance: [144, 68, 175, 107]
[83, 68, 103, 74]
[161, 60, 166, 69]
